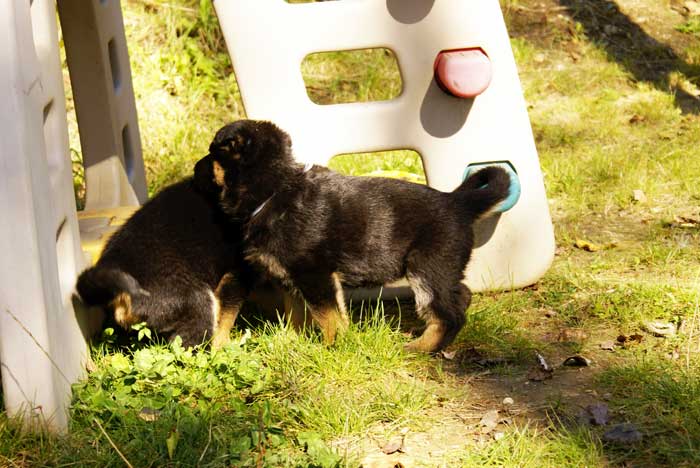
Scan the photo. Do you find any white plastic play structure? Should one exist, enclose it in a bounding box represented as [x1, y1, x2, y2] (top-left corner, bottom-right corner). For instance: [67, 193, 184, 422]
[215, 0, 555, 292]
[0, 0, 554, 430]
[0, 0, 145, 430]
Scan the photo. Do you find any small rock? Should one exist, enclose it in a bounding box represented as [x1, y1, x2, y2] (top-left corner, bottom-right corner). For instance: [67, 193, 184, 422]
[381, 438, 403, 455]
[632, 189, 647, 203]
[439, 350, 457, 360]
[502, 397, 514, 406]
[603, 423, 643, 444]
[600, 340, 616, 351]
[493, 431, 505, 441]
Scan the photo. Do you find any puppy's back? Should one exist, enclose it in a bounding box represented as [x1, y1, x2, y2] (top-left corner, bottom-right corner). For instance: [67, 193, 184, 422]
[79, 179, 242, 308]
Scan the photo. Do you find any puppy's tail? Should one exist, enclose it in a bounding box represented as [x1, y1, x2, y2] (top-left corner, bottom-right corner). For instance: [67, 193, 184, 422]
[453, 166, 511, 219]
[76, 266, 150, 307]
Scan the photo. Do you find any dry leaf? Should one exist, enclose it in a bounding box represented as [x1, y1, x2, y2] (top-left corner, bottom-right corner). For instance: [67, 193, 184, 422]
[617, 334, 643, 346]
[558, 329, 588, 342]
[588, 403, 610, 425]
[361, 453, 412, 468]
[643, 320, 677, 337]
[536, 352, 552, 372]
[578, 403, 610, 426]
[479, 409, 500, 434]
[632, 189, 647, 203]
[528, 352, 554, 381]
[381, 438, 403, 455]
[138, 407, 161, 422]
[629, 333, 644, 343]
[528, 367, 554, 382]
[166, 428, 179, 459]
[574, 239, 601, 252]
[574, 239, 617, 252]
[668, 215, 700, 229]
[603, 423, 642, 444]
[543, 309, 558, 318]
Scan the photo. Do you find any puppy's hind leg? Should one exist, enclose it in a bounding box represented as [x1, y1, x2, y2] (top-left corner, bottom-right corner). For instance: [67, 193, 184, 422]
[295, 272, 349, 344]
[211, 273, 244, 350]
[404, 273, 469, 353]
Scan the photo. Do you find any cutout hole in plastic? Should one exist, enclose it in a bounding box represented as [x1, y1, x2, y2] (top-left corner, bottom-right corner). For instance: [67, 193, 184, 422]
[302, 48, 403, 105]
[329, 149, 425, 184]
[107, 39, 122, 93]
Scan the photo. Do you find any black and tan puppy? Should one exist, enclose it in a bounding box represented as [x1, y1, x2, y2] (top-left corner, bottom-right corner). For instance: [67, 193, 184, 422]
[76, 178, 249, 349]
[194, 120, 510, 352]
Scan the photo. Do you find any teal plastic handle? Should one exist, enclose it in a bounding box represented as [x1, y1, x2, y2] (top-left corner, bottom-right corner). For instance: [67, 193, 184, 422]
[462, 161, 521, 212]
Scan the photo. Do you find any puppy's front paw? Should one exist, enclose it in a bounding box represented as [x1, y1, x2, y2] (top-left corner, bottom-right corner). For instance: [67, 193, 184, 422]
[210, 332, 231, 351]
[316, 306, 349, 345]
[403, 321, 447, 353]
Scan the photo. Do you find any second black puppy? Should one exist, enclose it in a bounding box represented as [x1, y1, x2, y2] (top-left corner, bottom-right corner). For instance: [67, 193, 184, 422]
[194, 120, 510, 352]
[76, 178, 247, 349]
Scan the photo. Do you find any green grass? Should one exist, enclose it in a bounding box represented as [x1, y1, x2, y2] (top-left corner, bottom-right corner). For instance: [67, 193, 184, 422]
[451, 424, 606, 468]
[8, 0, 699, 466]
[1, 308, 437, 467]
[598, 352, 700, 466]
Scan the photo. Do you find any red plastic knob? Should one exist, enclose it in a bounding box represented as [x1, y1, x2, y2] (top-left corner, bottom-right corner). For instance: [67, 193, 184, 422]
[434, 48, 492, 98]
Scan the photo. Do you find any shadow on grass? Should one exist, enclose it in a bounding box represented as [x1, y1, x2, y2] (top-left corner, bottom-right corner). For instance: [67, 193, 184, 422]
[557, 0, 700, 114]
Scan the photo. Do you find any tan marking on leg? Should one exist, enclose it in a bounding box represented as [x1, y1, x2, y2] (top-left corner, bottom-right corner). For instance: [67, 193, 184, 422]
[331, 272, 350, 331]
[111, 293, 138, 329]
[211, 273, 242, 350]
[212, 161, 226, 186]
[404, 316, 447, 353]
[312, 304, 349, 345]
[283, 291, 309, 330]
[211, 303, 240, 350]
[331, 272, 348, 316]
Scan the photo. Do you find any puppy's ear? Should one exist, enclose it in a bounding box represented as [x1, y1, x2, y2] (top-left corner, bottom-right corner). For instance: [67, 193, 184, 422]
[209, 124, 250, 160]
[194, 154, 225, 193]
